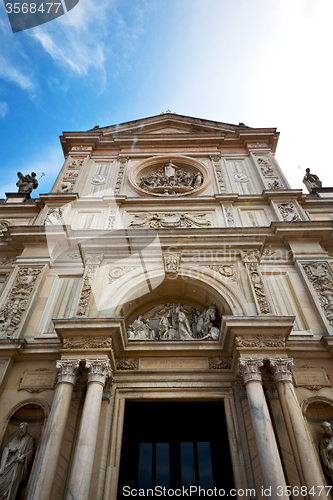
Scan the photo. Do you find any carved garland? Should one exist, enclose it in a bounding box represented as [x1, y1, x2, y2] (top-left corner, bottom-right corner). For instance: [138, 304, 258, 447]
[129, 212, 211, 229]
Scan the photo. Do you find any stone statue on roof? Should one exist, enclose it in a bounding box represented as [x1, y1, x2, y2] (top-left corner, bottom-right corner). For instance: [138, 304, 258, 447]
[16, 172, 38, 198]
[302, 168, 322, 192]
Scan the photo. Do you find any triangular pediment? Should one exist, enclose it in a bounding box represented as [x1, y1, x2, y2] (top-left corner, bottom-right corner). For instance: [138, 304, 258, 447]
[98, 113, 244, 137]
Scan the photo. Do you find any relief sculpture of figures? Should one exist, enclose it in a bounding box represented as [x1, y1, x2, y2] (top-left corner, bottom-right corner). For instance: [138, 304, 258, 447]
[16, 172, 38, 198]
[127, 303, 220, 341]
[319, 421, 333, 479]
[303, 168, 322, 192]
[138, 159, 203, 195]
[0, 422, 34, 500]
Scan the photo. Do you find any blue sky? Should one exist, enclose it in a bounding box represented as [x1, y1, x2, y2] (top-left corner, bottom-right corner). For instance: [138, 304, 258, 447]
[0, 0, 332, 197]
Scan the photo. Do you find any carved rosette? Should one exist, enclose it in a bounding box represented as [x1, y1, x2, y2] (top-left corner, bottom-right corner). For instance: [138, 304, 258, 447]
[277, 203, 302, 222]
[240, 251, 270, 315]
[163, 253, 181, 276]
[86, 359, 112, 386]
[56, 359, 80, 385]
[76, 254, 103, 316]
[268, 358, 293, 383]
[303, 262, 333, 326]
[63, 336, 112, 350]
[237, 358, 264, 384]
[208, 357, 232, 370]
[116, 358, 139, 370]
[0, 267, 42, 337]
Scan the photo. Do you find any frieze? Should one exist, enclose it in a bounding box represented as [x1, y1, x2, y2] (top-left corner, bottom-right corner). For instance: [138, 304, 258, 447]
[0, 268, 41, 337]
[129, 212, 211, 229]
[63, 336, 113, 350]
[277, 202, 302, 222]
[116, 358, 139, 370]
[208, 357, 232, 370]
[127, 303, 220, 341]
[236, 335, 285, 348]
[303, 262, 333, 326]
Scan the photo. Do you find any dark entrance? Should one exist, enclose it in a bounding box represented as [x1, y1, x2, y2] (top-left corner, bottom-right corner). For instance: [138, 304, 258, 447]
[117, 401, 235, 498]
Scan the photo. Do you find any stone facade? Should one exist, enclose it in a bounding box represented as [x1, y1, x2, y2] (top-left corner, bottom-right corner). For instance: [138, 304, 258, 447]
[0, 113, 333, 499]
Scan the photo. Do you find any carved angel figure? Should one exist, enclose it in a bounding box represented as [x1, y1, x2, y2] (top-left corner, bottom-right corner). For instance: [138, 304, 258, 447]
[303, 168, 322, 192]
[0, 422, 34, 500]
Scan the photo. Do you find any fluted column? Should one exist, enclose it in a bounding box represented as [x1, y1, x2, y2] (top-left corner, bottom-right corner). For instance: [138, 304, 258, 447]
[66, 359, 112, 500]
[238, 358, 289, 500]
[27, 359, 80, 500]
[269, 358, 327, 499]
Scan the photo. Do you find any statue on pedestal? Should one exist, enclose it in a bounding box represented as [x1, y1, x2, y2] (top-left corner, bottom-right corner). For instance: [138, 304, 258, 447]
[319, 421, 333, 479]
[16, 172, 38, 198]
[303, 168, 322, 192]
[0, 422, 34, 500]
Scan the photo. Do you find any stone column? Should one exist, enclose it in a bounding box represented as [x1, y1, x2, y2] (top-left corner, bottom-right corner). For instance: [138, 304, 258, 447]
[269, 358, 327, 499]
[27, 359, 80, 500]
[238, 358, 289, 500]
[66, 359, 112, 500]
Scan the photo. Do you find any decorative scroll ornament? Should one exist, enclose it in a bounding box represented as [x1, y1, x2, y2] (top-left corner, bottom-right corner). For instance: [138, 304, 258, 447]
[0, 219, 12, 234]
[115, 156, 128, 195]
[223, 205, 235, 227]
[130, 212, 211, 229]
[138, 159, 203, 196]
[63, 336, 112, 350]
[208, 357, 232, 370]
[116, 358, 139, 370]
[210, 155, 225, 192]
[0, 268, 41, 338]
[277, 202, 302, 221]
[44, 207, 63, 225]
[237, 358, 264, 384]
[86, 359, 112, 385]
[56, 359, 80, 385]
[163, 253, 180, 276]
[303, 262, 333, 325]
[268, 358, 293, 383]
[127, 303, 220, 341]
[240, 250, 270, 314]
[76, 254, 103, 316]
[107, 210, 117, 229]
[236, 335, 285, 348]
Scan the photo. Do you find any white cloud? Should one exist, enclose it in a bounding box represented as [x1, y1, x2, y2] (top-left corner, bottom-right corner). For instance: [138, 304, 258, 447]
[0, 54, 35, 92]
[0, 101, 8, 117]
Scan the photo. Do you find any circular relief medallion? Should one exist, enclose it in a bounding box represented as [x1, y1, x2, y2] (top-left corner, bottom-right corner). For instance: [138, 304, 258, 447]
[92, 175, 106, 185]
[129, 156, 209, 197]
[234, 173, 248, 182]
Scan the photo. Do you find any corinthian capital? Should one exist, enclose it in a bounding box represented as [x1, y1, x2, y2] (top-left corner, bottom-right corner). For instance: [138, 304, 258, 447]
[237, 358, 264, 384]
[86, 359, 112, 386]
[56, 359, 80, 385]
[268, 358, 293, 383]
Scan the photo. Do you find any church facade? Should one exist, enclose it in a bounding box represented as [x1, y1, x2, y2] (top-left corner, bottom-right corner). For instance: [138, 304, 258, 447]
[0, 113, 333, 500]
